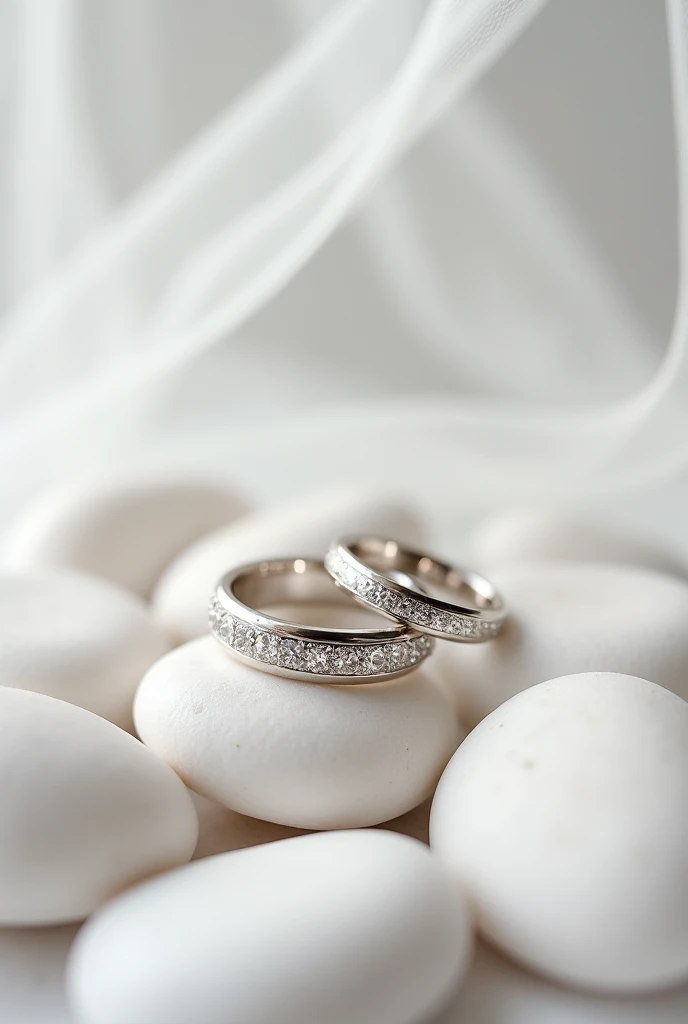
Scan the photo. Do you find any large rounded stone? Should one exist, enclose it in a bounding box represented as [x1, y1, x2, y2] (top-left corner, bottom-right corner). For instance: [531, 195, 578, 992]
[434, 562, 688, 728]
[0, 476, 249, 597]
[67, 830, 471, 1024]
[0, 688, 198, 924]
[134, 637, 459, 829]
[431, 672, 688, 993]
[0, 570, 168, 729]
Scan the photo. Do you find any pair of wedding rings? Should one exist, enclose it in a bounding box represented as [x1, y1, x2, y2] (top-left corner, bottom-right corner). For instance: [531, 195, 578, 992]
[209, 536, 506, 685]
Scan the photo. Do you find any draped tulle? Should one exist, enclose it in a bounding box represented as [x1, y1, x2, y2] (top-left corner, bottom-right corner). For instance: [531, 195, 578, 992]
[0, 0, 684, 526]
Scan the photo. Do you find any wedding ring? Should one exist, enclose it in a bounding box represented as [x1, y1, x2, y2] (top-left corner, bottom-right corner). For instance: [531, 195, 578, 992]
[326, 537, 506, 642]
[209, 558, 434, 682]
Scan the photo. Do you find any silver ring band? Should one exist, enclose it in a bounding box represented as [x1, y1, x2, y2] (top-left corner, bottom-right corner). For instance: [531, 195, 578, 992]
[325, 537, 506, 642]
[210, 558, 434, 682]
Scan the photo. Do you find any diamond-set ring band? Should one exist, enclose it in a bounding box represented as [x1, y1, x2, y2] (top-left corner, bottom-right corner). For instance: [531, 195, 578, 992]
[210, 558, 434, 683]
[209, 538, 504, 683]
[325, 536, 506, 643]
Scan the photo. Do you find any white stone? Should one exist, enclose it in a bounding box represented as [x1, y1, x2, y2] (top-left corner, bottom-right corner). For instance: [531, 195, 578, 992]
[152, 488, 425, 642]
[0, 570, 168, 729]
[430, 943, 688, 1024]
[134, 637, 459, 829]
[430, 672, 688, 993]
[67, 830, 472, 1024]
[0, 688, 198, 925]
[0, 476, 249, 597]
[468, 510, 686, 577]
[433, 561, 688, 728]
[0, 924, 79, 1024]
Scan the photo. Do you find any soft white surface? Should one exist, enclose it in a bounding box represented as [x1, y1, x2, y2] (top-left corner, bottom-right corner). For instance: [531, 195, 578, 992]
[430, 672, 688, 993]
[153, 487, 424, 642]
[134, 636, 459, 829]
[67, 830, 472, 1024]
[434, 561, 688, 728]
[0, 688, 198, 925]
[190, 792, 308, 860]
[0, 476, 249, 597]
[430, 943, 688, 1024]
[191, 793, 432, 859]
[0, 569, 168, 729]
[0, 924, 79, 1024]
[468, 512, 687, 577]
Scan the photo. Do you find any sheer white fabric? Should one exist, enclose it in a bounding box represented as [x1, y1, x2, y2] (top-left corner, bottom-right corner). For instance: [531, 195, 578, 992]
[0, 0, 684, 524]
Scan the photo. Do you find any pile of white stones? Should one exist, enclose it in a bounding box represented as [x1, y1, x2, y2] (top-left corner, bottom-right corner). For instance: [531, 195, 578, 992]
[0, 480, 688, 1024]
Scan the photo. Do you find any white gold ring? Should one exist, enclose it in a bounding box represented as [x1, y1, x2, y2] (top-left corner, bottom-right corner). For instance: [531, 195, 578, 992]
[210, 558, 434, 682]
[326, 536, 506, 642]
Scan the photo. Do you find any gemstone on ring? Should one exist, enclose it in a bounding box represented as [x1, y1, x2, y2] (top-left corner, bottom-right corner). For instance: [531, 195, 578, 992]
[325, 541, 505, 643]
[209, 557, 433, 683]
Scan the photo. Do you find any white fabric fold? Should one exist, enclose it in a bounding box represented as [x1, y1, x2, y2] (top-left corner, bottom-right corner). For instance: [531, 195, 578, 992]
[0, 0, 684, 523]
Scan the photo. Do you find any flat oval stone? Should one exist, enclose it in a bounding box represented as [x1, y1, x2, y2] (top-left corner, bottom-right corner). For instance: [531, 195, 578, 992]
[134, 637, 459, 829]
[0, 476, 249, 597]
[67, 830, 472, 1024]
[0, 688, 198, 925]
[468, 511, 686, 578]
[0, 570, 168, 729]
[434, 561, 688, 728]
[430, 672, 688, 993]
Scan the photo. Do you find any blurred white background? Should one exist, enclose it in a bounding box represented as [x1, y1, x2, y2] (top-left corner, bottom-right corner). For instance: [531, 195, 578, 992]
[1, 0, 686, 548]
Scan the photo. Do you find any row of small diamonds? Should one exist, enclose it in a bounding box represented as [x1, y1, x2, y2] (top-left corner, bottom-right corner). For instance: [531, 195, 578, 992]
[325, 551, 501, 640]
[209, 598, 433, 675]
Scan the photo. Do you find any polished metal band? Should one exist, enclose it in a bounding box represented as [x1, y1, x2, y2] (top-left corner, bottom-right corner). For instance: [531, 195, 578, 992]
[210, 558, 433, 682]
[326, 536, 506, 642]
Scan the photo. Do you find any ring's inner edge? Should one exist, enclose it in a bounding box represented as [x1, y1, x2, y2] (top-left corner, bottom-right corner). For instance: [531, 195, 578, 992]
[347, 538, 500, 611]
[227, 559, 408, 636]
[233, 559, 345, 606]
